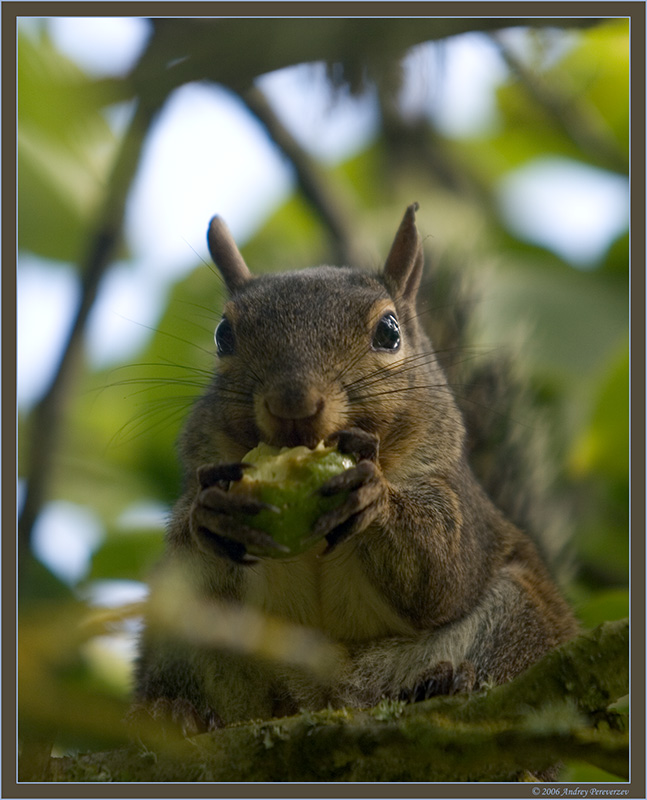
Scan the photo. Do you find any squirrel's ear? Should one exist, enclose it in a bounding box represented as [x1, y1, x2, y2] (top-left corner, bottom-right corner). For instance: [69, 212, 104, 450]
[207, 216, 252, 293]
[383, 203, 423, 303]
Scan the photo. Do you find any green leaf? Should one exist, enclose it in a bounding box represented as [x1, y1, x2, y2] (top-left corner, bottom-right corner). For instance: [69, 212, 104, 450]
[569, 341, 629, 483]
[464, 256, 628, 383]
[241, 195, 330, 271]
[548, 19, 629, 160]
[456, 20, 629, 180]
[572, 521, 629, 588]
[575, 588, 629, 630]
[89, 528, 164, 581]
[18, 29, 122, 263]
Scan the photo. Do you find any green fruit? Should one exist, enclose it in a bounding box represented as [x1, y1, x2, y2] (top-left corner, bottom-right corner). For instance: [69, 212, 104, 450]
[231, 442, 355, 558]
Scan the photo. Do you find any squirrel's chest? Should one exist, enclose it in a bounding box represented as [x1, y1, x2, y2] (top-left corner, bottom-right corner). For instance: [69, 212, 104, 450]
[242, 543, 414, 641]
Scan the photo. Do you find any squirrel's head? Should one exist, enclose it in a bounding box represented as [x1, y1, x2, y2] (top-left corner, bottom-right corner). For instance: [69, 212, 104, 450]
[204, 204, 455, 473]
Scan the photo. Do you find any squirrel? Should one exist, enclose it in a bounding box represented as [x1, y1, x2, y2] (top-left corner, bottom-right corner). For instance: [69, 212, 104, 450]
[132, 203, 578, 735]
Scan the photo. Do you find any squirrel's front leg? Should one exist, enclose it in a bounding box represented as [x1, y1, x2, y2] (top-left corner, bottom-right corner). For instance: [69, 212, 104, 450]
[316, 428, 492, 630]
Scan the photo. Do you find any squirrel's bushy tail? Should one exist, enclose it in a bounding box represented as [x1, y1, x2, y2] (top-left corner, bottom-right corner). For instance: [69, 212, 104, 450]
[420, 253, 574, 583]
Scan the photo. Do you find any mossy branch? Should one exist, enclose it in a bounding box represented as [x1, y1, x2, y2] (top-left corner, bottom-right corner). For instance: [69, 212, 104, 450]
[48, 619, 629, 783]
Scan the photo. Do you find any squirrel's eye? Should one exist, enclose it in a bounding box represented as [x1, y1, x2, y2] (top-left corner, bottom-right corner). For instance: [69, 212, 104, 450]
[215, 317, 236, 356]
[372, 312, 401, 351]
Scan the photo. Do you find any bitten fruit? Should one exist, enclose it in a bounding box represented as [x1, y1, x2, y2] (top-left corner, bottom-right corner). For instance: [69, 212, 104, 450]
[230, 442, 355, 557]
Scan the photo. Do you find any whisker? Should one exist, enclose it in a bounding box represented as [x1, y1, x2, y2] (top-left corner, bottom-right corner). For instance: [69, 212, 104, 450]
[180, 237, 216, 274]
[107, 395, 201, 449]
[344, 345, 492, 395]
[348, 383, 533, 431]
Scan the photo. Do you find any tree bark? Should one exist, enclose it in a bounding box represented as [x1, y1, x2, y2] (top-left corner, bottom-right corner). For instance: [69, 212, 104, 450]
[46, 619, 629, 783]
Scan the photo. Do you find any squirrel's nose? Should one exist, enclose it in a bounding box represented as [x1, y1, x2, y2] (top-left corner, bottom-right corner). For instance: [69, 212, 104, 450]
[256, 381, 342, 449]
[263, 386, 325, 421]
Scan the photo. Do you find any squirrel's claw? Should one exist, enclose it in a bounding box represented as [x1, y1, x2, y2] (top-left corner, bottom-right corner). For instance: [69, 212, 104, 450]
[190, 484, 286, 562]
[325, 427, 379, 463]
[191, 515, 287, 563]
[197, 462, 252, 489]
[313, 460, 387, 551]
[198, 484, 278, 517]
[313, 430, 386, 552]
[318, 461, 374, 497]
[399, 660, 477, 702]
[127, 697, 223, 738]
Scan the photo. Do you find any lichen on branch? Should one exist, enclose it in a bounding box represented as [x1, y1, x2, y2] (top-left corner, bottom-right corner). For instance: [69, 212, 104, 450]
[48, 619, 628, 783]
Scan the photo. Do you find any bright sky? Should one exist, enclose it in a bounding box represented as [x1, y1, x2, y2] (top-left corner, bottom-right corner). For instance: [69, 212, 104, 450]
[18, 17, 629, 592]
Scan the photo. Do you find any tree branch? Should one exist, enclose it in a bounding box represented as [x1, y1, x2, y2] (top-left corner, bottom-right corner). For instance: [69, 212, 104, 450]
[491, 32, 628, 175]
[47, 619, 629, 783]
[241, 86, 365, 267]
[18, 71, 165, 586]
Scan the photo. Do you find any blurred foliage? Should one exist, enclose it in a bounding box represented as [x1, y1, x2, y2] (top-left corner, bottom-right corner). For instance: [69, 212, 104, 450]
[16, 15, 631, 782]
[18, 28, 124, 263]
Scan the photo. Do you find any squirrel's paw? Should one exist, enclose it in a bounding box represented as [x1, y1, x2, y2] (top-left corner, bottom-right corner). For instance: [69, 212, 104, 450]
[190, 463, 284, 563]
[127, 697, 222, 738]
[325, 427, 379, 462]
[399, 660, 477, 702]
[313, 431, 388, 552]
[197, 461, 250, 488]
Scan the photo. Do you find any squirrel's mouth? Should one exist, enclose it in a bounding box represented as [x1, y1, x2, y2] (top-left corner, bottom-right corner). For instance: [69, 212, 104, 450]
[262, 419, 324, 450]
[254, 385, 347, 450]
